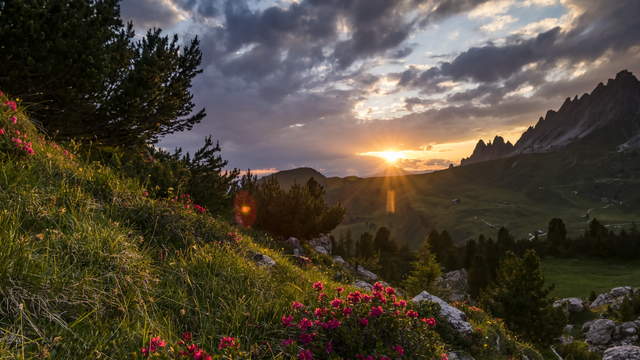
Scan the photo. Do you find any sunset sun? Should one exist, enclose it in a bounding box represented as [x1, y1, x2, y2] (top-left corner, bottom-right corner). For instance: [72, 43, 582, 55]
[378, 151, 404, 164]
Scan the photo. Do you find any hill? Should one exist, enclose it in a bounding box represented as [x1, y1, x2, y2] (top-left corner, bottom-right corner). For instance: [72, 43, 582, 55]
[0, 93, 545, 359]
[262, 166, 326, 189]
[325, 71, 640, 247]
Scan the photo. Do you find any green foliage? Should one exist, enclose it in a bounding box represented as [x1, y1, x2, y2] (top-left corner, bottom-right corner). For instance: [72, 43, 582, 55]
[556, 341, 601, 360]
[238, 176, 345, 239]
[481, 250, 566, 345]
[613, 293, 640, 322]
[0, 0, 205, 146]
[402, 241, 442, 297]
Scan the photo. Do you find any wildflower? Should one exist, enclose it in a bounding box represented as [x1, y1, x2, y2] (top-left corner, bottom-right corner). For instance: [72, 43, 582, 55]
[193, 204, 206, 213]
[385, 287, 396, 295]
[281, 314, 294, 327]
[373, 282, 384, 292]
[217, 336, 238, 350]
[330, 298, 344, 308]
[342, 307, 353, 316]
[298, 332, 316, 345]
[317, 292, 327, 301]
[359, 317, 369, 326]
[394, 300, 408, 308]
[292, 301, 305, 310]
[181, 332, 192, 342]
[369, 305, 384, 317]
[298, 349, 314, 360]
[0, 128, 4, 135]
[421, 317, 437, 327]
[335, 287, 344, 294]
[406, 310, 419, 318]
[393, 345, 405, 356]
[320, 318, 341, 330]
[4, 101, 17, 111]
[362, 294, 373, 303]
[314, 307, 327, 317]
[325, 341, 334, 354]
[312, 281, 324, 291]
[10, 116, 17, 124]
[441, 353, 449, 360]
[298, 317, 314, 330]
[11, 137, 22, 145]
[347, 291, 362, 303]
[281, 339, 295, 346]
[142, 191, 149, 197]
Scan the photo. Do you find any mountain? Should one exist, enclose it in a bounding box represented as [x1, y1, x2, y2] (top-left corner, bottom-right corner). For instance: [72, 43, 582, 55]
[262, 166, 326, 189]
[371, 165, 411, 177]
[461, 70, 640, 165]
[461, 136, 514, 166]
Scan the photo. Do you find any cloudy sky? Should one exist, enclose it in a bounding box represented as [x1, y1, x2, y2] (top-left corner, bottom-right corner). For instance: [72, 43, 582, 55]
[121, 0, 640, 176]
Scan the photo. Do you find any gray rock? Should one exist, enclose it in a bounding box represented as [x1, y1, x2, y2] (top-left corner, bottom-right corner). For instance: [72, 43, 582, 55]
[309, 234, 332, 255]
[620, 322, 638, 336]
[586, 319, 616, 347]
[353, 280, 373, 291]
[252, 253, 276, 267]
[553, 297, 585, 314]
[286, 237, 304, 255]
[313, 245, 329, 255]
[447, 351, 475, 360]
[591, 287, 635, 309]
[412, 291, 473, 335]
[603, 345, 640, 360]
[332, 255, 348, 266]
[436, 269, 470, 302]
[356, 265, 378, 282]
[564, 324, 575, 333]
[560, 335, 574, 345]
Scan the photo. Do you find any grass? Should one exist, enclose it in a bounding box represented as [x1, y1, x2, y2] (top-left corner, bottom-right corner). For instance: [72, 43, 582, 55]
[542, 257, 640, 298]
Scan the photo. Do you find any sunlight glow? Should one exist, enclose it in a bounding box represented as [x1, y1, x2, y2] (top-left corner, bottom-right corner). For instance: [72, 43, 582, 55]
[367, 150, 405, 164]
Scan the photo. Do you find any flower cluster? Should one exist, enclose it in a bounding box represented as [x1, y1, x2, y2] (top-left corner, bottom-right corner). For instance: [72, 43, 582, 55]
[139, 333, 240, 359]
[169, 193, 207, 215]
[276, 281, 446, 359]
[1, 96, 37, 156]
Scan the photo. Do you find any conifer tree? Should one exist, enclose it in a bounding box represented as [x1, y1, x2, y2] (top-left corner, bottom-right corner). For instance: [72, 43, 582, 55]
[402, 240, 442, 297]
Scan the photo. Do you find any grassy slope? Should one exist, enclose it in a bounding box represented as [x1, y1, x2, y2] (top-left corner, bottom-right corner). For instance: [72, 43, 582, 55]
[542, 258, 640, 298]
[325, 147, 640, 248]
[0, 97, 545, 359]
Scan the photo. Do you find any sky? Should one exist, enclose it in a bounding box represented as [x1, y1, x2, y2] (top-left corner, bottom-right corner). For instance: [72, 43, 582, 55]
[121, 0, 640, 177]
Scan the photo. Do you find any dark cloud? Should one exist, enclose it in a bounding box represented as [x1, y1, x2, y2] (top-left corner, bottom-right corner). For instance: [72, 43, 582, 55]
[120, 0, 182, 28]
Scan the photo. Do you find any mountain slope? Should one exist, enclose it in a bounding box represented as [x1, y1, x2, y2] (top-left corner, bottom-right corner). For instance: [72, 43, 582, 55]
[461, 70, 640, 165]
[262, 166, 326, 189]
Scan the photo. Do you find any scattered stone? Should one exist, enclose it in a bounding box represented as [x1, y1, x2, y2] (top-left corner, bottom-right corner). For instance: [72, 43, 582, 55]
[620, 322, 638, 336]
[356, 265, 378, 282]
[286, 237, 304, 256]
[553, 297, 585, 314]
[412, 291, 473, 335]
[332, 255, 348, 266]
[560, 335, 574, 345]
[309, 234, 332, 255]
[251, 253, 276, 268]
[564, 324, 574, 333]
[603, 345, 640, 360]
[585, 319, 616, 348]
[354, 280, 373, 291]
[591, 287, 635, 309]
[436, 269, 469, 302]
[447, 351, 475, 360]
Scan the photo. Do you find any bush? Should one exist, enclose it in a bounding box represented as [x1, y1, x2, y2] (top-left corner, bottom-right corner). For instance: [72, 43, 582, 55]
[557, 341, 600, 360]
[275, 281, 447, 359]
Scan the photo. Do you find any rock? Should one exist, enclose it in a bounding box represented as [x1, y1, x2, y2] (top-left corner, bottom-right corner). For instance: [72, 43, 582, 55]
[564, 324, 574, 333]
[553, 297, 585, 314]
[560, 335, 574, 345]
[620, 322, 638, 336]
[412, 291, 473, 335]
[286, 237, 304, 255]
[252, 253, 276, 268]
[447, 351, 475, 360]
[436, 269, 469, 302]
[603, 345, 640, 360]
[591, 287, 635, 309]
[586, 319, 616, 347]
[356, 265, 378, 282]
[332, 255, 348, 266]
[309, 234, 332, 255]
[354, 280, 373, 291]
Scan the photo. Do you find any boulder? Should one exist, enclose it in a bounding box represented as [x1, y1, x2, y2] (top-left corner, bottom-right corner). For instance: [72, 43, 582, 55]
[286, 237, 304, 256]
[585, 319, 616, 348]
[252, 253, 276, 268]
[354, 280, 373, 291]
[620, 322, 638, 336]
[591, 287, 635, 309]
[436, 269, 470, 302]
[412, 291, 473, 335]
[603, 345, 640, 360]
[447, 351, 475, 360]
[356, 265, 378, 282]
[553, 297, 585, 314]
[309, 234, 332, 255]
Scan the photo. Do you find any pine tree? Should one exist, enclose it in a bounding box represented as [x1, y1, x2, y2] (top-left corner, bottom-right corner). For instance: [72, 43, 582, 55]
[548, 218, 568, 255]
[468, 254, 490, 298]
[481, 250, 566, 345]
[402, 241, 442, 297]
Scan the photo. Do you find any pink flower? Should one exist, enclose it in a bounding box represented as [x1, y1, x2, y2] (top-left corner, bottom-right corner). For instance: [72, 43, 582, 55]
[281, 339, 295, 346]
[320, 318, 341, 330]
[406, 310, 419, 318]
[335, 287, 344, 294]
[385, 287, 396, 295]
[298, 317, 314, 330]
[325, 341, 334, 353]
[373, 282, 384, 291]
[314, 307, 327, 318]
[142, 191, 149, 197]
[4, 101, 16, 111]
[393, 345, 405, 356]
[369, 305, 384, 317]
[441, 353, 449, 360]
[11, 137, 21, 145]
[217, 336, 238, 350]
[10, 116, 17, 124]
[347, 291, 362, 303]
[0, 128, 4, 135]
[298, 349, 314, 360]
[312, 281, 324, 291]
[342, 307, 353, 316]
[421, 317, 437, 327]
[150, 336, 167, 349]
[181, 332, 192, 342]
[292, 301, 305, 310]
[394, 300, 408, 308]
[298, 332, 317, 345]
[359, 317, 369, 326]
[281, 315, 294, 327]
[330, 298, 344, 308]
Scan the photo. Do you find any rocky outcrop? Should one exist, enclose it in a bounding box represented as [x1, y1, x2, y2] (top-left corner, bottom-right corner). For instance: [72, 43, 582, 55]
[309, 234, 332, 255]
[590, 286, 636, 309]
[356, 265, 378, 282]
[460, 136, 515, 166]
[412, 291, 473, 335]
[553, 297, 586, 315]
[251, 253, 276, 268]
[603, 345, 640, 360]
[583, 317, 640, 352]
[286, 237, 304, 256]
[436, 269, 470, 302]
[585, 319, 616, 349]
[353, 280, 373, 291]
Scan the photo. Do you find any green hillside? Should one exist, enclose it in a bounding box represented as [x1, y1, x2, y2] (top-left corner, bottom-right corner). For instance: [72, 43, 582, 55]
[322, 146, 640, 247]
[0, 95, 544, 359]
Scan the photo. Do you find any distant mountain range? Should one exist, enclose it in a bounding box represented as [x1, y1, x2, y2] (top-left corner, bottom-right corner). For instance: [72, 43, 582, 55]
[461, 70, 640, 165]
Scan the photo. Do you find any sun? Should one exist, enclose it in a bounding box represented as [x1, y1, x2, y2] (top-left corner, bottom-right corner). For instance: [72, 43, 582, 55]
[378, 151, 404, 164]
